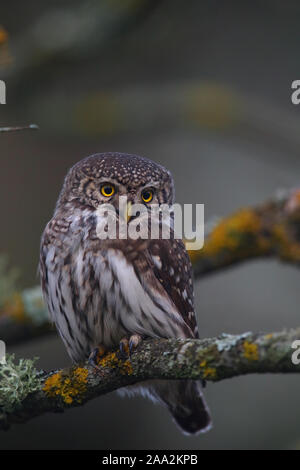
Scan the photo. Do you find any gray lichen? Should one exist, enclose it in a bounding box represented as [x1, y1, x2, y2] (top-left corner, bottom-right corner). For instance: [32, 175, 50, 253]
[0, 354, 42, 413]
[216, 332, 252, 352]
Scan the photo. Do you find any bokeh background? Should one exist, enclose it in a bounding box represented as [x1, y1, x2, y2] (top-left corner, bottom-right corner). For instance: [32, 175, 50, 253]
[1, 0, 300, 450]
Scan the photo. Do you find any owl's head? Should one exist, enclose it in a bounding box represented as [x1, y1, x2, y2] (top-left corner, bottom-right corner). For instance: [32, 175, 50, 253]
[56, 153, 175, 213]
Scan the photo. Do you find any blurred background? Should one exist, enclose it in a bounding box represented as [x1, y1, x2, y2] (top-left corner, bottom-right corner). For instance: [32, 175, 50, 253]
[1, 0, 300, 450]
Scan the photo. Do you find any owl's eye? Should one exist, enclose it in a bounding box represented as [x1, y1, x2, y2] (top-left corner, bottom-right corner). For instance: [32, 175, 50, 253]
[100, 183, 115, 197]
[142, 189, 153, 203]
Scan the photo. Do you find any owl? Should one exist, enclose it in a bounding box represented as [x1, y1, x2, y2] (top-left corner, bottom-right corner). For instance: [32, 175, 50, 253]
[39, 152, 211, 434]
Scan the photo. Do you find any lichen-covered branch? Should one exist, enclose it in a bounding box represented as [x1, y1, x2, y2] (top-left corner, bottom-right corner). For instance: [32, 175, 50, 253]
[1, 328, 300, 430]
[2, 1, 163, 92]
[189, 188, 300, 277]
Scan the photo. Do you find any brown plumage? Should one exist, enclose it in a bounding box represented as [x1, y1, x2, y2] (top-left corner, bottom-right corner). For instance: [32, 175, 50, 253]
[39, 152, 211, 434]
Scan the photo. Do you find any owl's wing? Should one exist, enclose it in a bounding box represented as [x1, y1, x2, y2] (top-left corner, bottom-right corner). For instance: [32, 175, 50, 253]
[128, 238, 198, 339]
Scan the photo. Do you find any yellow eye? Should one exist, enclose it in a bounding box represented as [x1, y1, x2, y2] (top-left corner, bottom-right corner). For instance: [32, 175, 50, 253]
[101, 183, 115, 197]
[142, 189, 153, 203]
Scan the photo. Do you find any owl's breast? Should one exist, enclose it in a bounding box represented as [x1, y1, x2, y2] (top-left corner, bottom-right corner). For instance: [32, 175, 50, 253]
[42, 243, 127, 361]
[42, 235, 190, 363]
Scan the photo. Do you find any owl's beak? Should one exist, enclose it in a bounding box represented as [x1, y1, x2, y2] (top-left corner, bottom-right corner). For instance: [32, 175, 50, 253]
[122, 201, 132, 223]
[119, 198, 133, 223]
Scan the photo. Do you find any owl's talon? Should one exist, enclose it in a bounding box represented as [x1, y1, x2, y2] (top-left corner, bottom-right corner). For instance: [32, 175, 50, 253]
[119, 338, 130, 359]
[129, 334, 143, 356]
[88, 349, 100, 369]
[88, 345, 106, 369]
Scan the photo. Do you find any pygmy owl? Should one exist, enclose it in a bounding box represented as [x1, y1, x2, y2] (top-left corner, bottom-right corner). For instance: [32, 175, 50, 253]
[39, 152, 211, 434]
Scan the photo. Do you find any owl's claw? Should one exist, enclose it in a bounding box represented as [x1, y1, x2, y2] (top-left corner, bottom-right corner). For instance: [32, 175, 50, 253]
[119, 334, 142, 359]
[88, 345, 107, 369]
[129, 334, 142, 355]
[119, 338, 130, 359]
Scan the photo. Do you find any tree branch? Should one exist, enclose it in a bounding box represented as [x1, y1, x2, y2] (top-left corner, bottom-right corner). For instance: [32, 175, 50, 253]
[1, 328, 300, 430]
[189, 188, 300, 276]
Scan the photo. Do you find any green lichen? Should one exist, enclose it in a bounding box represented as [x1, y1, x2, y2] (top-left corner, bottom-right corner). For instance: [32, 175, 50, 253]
[0, 354, 42, 412]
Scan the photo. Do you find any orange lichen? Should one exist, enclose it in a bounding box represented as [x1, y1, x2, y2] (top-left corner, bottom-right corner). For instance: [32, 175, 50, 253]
[43, 372, 61, 392]
[243, 341, 259, 361]
[272, 223, 300, 261]
[199, 359, 217, 379]
[202, 367, 217, 379]
[41, 351, 134, 405]
[187, 248, 200, 264]
[97, 351, 133, 375]
[187, 208, 266, 263]
[264, 334, 273, 340]
[0, 27, 8, 45]
[43, 367, 88, 404]
[3, 294, 25, 322]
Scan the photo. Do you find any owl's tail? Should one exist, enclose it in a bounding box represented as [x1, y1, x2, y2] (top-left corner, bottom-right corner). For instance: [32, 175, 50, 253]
[118, 379, 212, 434]
[152, 380, 212, 435]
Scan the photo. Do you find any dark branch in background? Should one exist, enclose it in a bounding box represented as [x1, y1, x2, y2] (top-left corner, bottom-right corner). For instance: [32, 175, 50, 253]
[1, 0, 164, 96]
[0, 316, 53, 346]
[189, 187, 300, 276]
[1, 328, 299, 430]
[0, 124, 38, 132]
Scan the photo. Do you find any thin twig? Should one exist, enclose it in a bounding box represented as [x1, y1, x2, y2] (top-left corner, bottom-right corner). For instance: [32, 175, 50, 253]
[0, 124, 38, 133]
